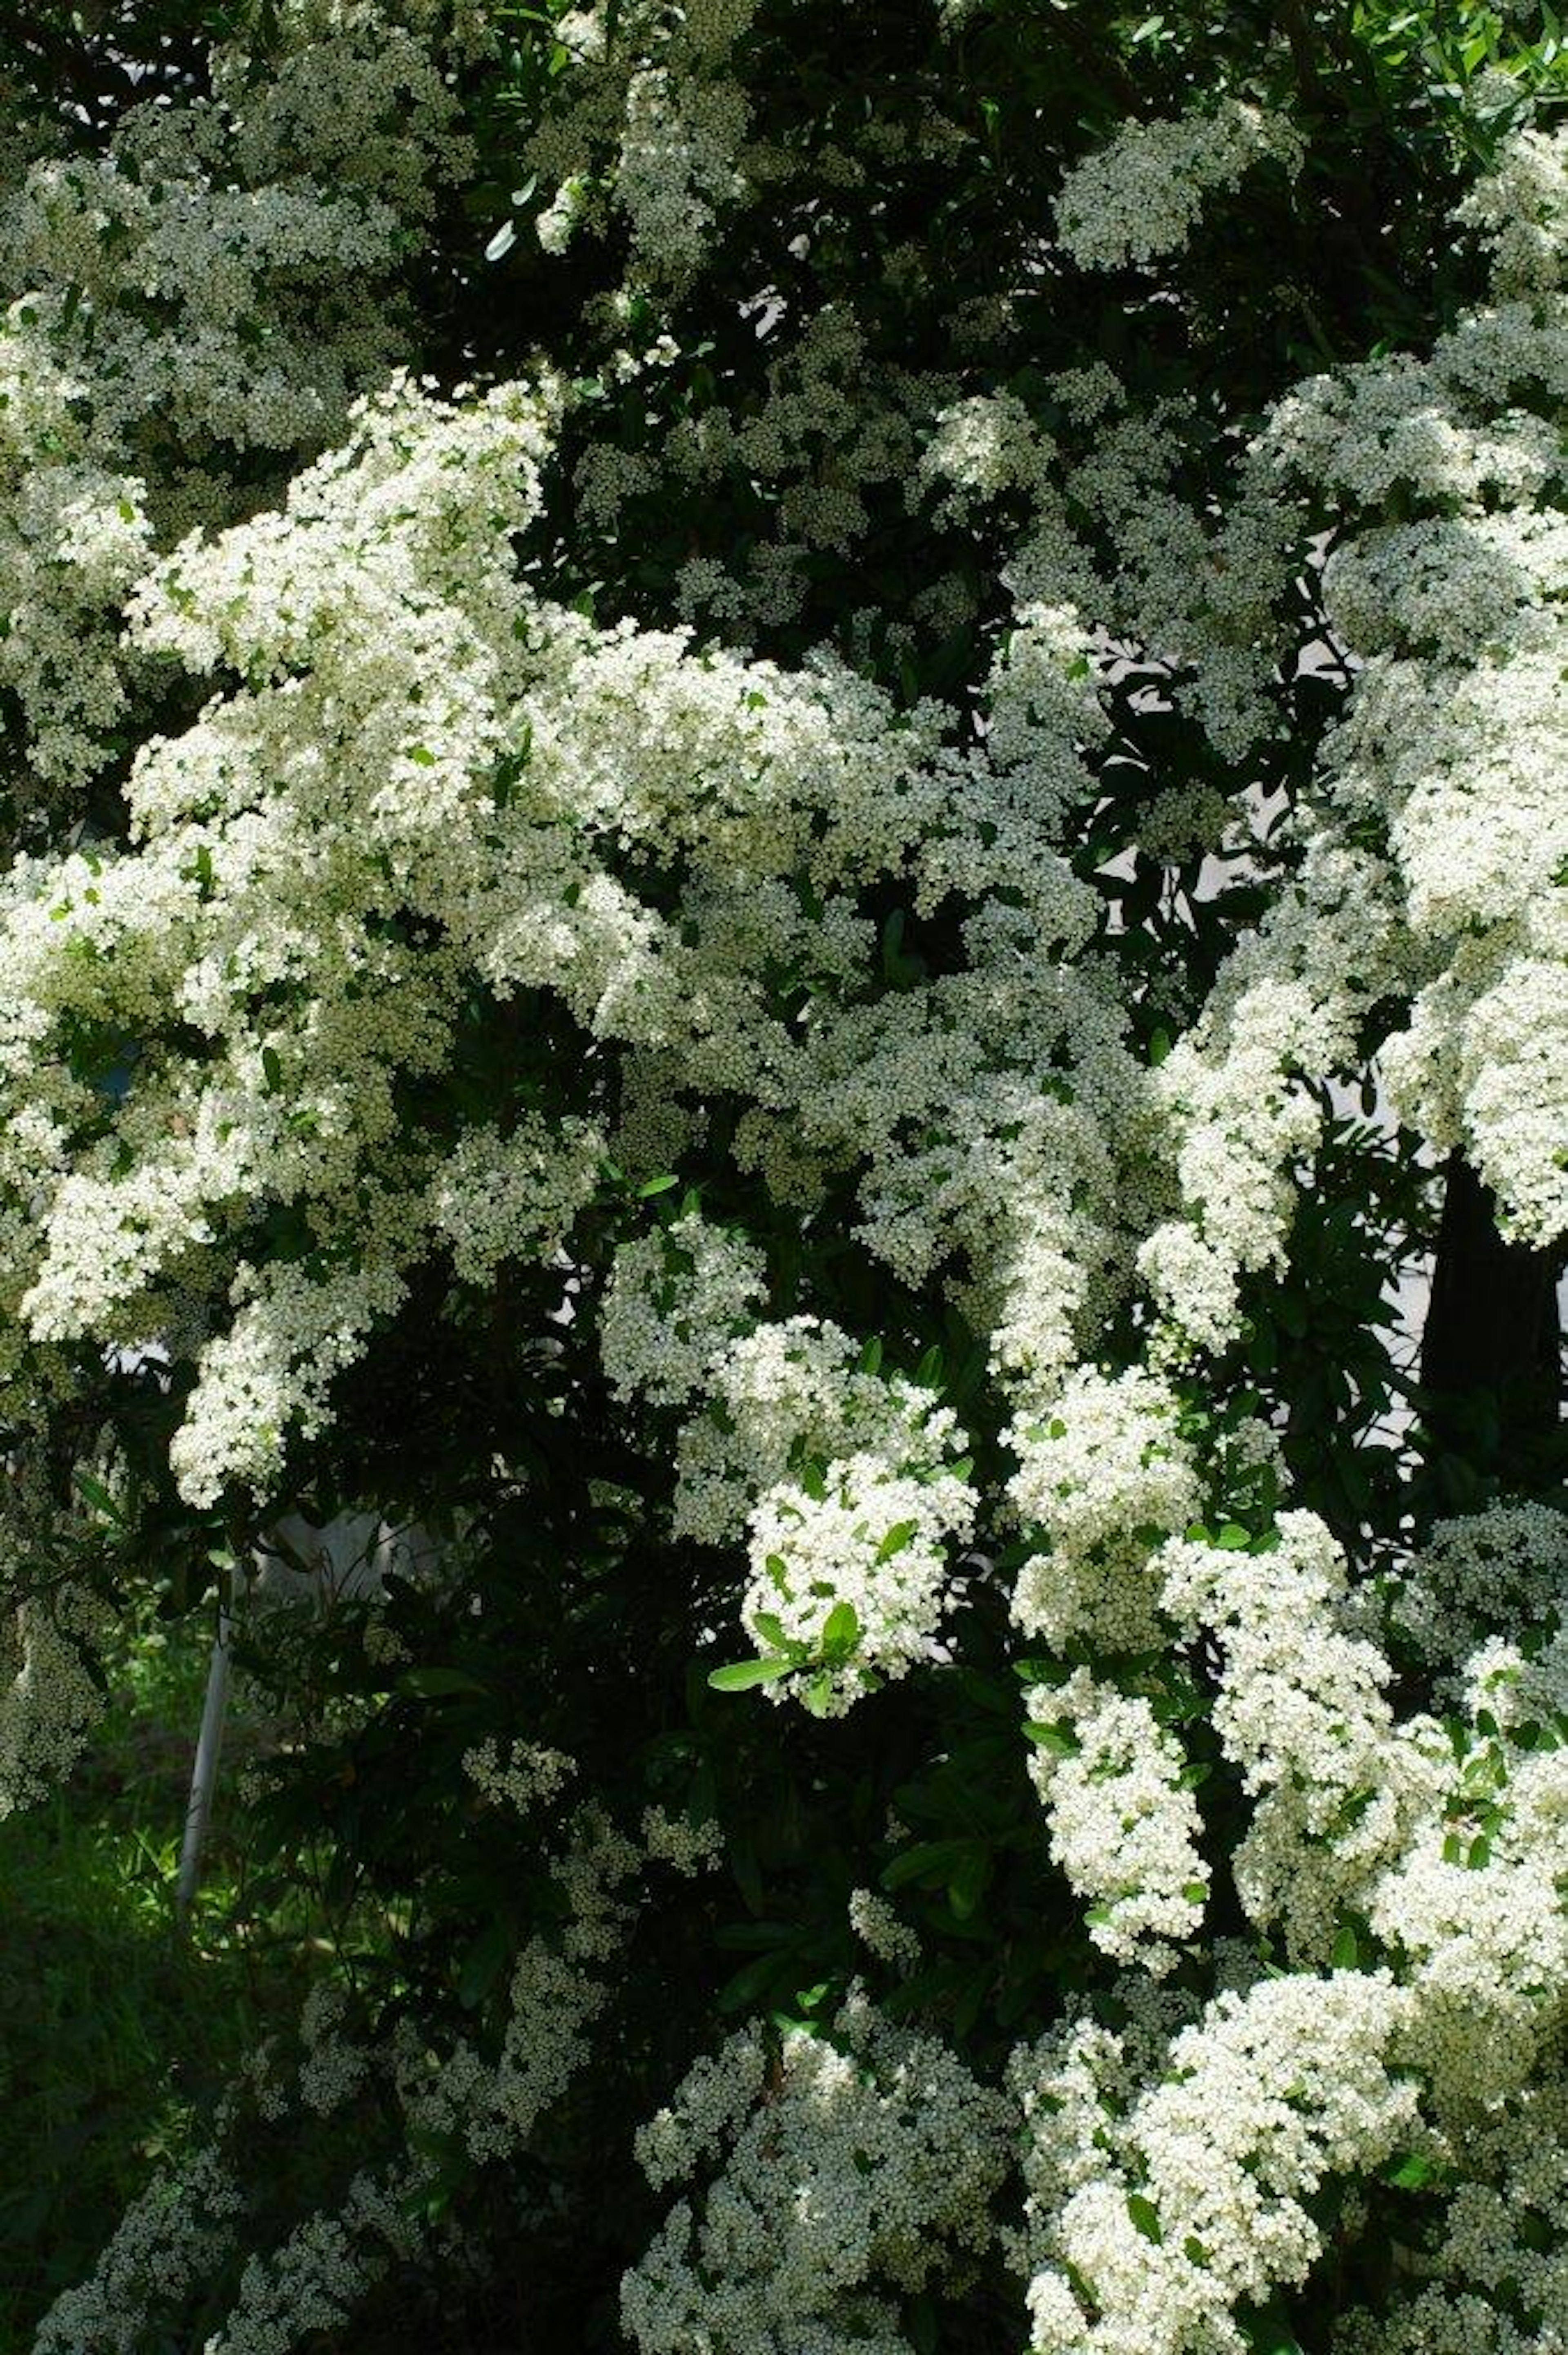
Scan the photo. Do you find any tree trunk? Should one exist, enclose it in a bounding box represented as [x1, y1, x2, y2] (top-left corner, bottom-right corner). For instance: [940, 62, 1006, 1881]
[1419, 1153, 1563, 1500]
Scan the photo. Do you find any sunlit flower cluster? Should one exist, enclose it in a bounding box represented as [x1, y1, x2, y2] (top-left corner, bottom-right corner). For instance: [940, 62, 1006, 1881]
[1053, 99, 1303, 272]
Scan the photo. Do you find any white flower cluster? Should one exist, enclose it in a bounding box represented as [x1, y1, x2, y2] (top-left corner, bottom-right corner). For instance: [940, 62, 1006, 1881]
[9, 31, 1568, 2352]
[170, 1263, 408, 1509]
[202, 2165, 425, 2355]
[1161, 1514, 1441, 1963]
[417, 1797, 646, 2164]
[640, 1804, 725, 1874]
[0, 2, 469, 812]
[847, 1887, 922, 1975]
[463, 1735, 576, 1814]
[920, 365, 1305, 775]
[0, 374, 559, 1494]
[945, 129, 1568, 1367]
[605, 1221, 983, 1704]
[599, 1212, 768, 1408]
[427, 1116, 604, 1288]
[0, 1577, 107, 1815]
[1143, 124, 1568, 1319]
[524, 0, 757, 284]
[1454, 120, 1568, 293]
[0, 354, 152, 795]
[1024, 1668, 1208, 1974]
[664, 1315, 976, 1703]
[1015, 1973, 1418, 2355]
[1137, 847, 1395, 1354]
[295, 1987, 372, 2118]
[35, 2137, 247, 2355]
[0, 337, 1159, 1593]
[744, 1443, 977, 1710]
[622, 1991, 1013, 2355]
[991, 1449, 1568, 2351]
[40, 1784, 671, 2353]
[1008, 1367, 1201, 1653]
[1054, 100, 1304, 272]
[1379, 1499, 1568, 1684]
[1366, 1659, 1568, 2113]
[615, 65, 751, 279]
[1335, 2080, 1568, 2354]
[1165, 1508, 1568, 2104]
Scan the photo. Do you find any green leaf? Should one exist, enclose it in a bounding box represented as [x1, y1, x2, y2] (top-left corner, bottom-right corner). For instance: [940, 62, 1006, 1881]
[261, 1044, 283, 1094]
[717, 1951, 788, 2014]
[801, 1672, 838, 1716]
[458, 1920, 511, 2008]
[875, 1519, 919, 1564]
[947, 1846, 988, 1920]
[1024, 1718, 1080, 1757]
[637, 1173, 681, 1197]
[882, 1838, 971, 1893]
[73, 1470, 124, 1525]
[1126, 2192, 1163, 2245]
[708, 1656, 794, 1692]
[1330, 1922, 1359, 1970]
[1239, 2304, 1307, 2355]
[820, 1600, 860, 1660]
[399, 1666, 488, 1700]
[1383, 2150, 1436, 2190]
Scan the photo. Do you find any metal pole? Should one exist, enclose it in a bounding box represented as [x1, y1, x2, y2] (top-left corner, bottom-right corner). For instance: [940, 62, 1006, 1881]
[175, 1594, 234, 1926]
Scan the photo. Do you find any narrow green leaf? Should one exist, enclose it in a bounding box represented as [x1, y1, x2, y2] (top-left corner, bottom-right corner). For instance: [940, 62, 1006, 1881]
[708, 1656, 794, 1692]
[801, 1671, 837, 1716]
[73, 1470, 124, 1525]
[875, 1519, 919, 1565]
[1024, 1719, 1080, 1757]
[399, 1666, 488, 1699]
[1127, 2192, 1163, 2245]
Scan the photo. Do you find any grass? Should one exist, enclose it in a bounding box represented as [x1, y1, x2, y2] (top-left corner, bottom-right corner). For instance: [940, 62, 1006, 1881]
[0, 1619, 300, 2352]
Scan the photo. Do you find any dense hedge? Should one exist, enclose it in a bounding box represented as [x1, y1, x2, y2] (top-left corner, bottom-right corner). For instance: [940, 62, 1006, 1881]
[0, 5, 1565, 2351]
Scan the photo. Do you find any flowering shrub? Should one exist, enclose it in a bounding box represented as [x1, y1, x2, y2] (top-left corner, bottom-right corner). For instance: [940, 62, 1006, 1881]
[1, 2, 1565, 2350]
